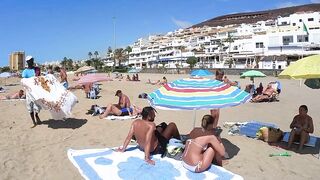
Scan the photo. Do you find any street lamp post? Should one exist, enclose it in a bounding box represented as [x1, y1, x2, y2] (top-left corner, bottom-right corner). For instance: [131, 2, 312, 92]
[112, 16, 116, 69]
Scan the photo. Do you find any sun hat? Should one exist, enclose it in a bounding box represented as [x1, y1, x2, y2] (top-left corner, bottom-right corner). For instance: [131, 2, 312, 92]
[25, 55, 33, 61]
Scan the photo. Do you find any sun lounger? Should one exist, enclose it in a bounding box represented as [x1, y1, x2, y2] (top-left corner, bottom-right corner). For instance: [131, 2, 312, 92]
[68, 145, 244, 180]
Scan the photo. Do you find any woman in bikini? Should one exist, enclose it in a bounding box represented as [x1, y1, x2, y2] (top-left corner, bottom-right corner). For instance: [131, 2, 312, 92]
[182, 135, 225, 173]
[182, 115, 225, 172]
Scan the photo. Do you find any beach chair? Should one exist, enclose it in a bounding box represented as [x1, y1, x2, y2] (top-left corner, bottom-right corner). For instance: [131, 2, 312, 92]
[267, 81, 281, 102]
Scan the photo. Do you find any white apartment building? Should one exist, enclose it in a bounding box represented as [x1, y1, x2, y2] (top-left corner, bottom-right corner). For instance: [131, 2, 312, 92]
[128, 11, 320, 69]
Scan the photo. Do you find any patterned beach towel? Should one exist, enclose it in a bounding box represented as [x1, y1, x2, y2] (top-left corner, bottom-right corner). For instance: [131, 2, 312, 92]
[21, 74, 78, 119]
[68, 145, 243, 180]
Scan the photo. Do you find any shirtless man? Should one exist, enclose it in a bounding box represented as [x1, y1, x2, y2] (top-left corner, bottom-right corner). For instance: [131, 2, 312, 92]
[251, 84, 276, 102]
[116, 106, 180, 165]
[0, 90, 25, 100]
[288, 105, 314, 151]
[210, 69, 224, 128]
[58, 67, 68, 89]
[99, 90, 131, 119]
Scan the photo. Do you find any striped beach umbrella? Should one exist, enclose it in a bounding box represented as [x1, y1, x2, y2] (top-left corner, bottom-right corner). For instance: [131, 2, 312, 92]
[190, 69, 213, 77]
[148, 78, 251, 127]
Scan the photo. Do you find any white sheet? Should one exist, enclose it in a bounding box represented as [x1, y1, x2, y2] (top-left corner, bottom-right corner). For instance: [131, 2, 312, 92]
[21, 74, 78, 119]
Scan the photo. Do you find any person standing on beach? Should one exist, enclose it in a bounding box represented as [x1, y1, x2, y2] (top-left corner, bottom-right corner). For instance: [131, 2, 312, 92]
[210, 69, 224, 128]
[56, 67, 68, 89]
[22, 56, 42, 128]
[288, 105, 314, 151]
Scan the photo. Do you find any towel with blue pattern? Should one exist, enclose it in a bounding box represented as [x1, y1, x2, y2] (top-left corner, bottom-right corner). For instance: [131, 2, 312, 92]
[68, 146, 243, 180]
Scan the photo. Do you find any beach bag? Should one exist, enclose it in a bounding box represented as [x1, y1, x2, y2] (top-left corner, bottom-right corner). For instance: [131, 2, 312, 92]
[257, 127, 283, 143]
[165, 138, 185, 160]
[88, 89, 97, 99]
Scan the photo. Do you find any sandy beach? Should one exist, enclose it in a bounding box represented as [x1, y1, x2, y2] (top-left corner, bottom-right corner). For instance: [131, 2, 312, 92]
[0, 73, 319, 180]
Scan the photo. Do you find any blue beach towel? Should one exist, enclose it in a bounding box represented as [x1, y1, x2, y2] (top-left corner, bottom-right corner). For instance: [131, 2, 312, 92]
[239, 121, 277, 138]
[68, 145, 243, 180]
[282, 132, 318, 147]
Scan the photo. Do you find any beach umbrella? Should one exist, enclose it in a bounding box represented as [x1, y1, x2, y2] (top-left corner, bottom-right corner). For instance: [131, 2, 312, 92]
[128, 68, 141, 73]
[190, 69, 213, 77]
[86, 69, 98, 74]
[279, 54, 320, 79]
[76, 74, 112, 85]
[74, 66, 95, 75]
[304, 79, 320, 89]
[240, 70, 266, 83]
[148, 78, 251, 127]
[0, 72, 12, 85]
[0, 72, 12, 78]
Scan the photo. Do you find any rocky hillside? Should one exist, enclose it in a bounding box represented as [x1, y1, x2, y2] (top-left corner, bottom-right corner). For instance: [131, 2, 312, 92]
[193, 3, 320, 27]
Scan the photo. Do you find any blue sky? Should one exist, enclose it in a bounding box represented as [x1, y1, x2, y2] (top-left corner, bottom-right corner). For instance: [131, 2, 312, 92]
[0, 0, 319, 67]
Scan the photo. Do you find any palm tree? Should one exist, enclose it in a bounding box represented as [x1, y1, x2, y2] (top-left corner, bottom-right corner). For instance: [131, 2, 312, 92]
[94, 51, 99, 59]
[60, 57, 68, 68]
[224, 32, 235, 68]
[88, 52, 93, 60]
[114, 48, 125, 67]
[125, 46, 132, 53]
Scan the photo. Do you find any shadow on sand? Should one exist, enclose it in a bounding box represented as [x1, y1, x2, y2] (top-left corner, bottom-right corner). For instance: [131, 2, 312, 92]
[273, 140, 320, 158]
[221, 138, 240, 159]
[41, 118, 87, 129]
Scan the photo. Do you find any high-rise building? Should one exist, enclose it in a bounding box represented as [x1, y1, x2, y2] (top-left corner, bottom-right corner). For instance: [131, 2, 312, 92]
[9, 51, 25, 71]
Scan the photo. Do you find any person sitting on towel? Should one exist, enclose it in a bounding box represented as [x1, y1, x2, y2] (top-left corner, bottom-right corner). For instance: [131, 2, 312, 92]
[288, 105, 314, 151]
[186, 115, 225, 166]
[0, 90, 25, 100]
[99, 90, 131, 119]
[116, 106, 181, 165]
[182, 132, 225, 172]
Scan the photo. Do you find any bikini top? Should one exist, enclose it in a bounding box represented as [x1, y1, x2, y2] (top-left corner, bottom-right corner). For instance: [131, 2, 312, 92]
[186, 139, 208, 151]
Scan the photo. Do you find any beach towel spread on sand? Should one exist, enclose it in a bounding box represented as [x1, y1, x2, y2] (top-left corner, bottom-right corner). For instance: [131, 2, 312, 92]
[104, 115, 140, 121]
[282, 132, 318, 147]
[21, 74, 78, 119]
[68, 145, 243, 180]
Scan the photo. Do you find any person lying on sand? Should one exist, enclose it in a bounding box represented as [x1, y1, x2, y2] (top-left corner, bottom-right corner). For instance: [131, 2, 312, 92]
[147, 76, 167, 85]
[251, 83, 277, 102]
[0, 89, 25, 100]
[116, 106, 181, 165]
[99, 90, 131, 119]
[186, 115, 225, 166]
[287, 105, 314, 151]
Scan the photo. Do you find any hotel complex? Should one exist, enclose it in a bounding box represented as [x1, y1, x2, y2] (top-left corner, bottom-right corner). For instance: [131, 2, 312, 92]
[9, 51, 25, 71]
[125, 10, 320, 70]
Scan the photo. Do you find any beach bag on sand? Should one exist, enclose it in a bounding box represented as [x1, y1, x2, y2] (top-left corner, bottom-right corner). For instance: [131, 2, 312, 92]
[257, 127, 283, 143]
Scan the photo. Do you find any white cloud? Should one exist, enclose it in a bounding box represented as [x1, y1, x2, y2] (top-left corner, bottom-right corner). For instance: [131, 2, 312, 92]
[310, 0, 320, 3]
[276, 2, 301, 8]
[171, 18, 193, 28]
